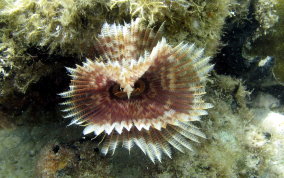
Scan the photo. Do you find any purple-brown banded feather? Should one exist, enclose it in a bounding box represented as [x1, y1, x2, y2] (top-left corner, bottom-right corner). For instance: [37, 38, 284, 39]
[60, 18, 214, 163]
[95, 19, 163, 62]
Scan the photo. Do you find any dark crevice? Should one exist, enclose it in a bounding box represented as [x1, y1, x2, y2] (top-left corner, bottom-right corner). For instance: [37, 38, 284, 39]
[214, 0, 259, 77]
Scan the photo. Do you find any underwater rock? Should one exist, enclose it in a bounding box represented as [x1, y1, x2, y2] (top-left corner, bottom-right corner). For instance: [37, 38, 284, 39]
[243, 0, 284, 84]
[252, 92, 280, 109]
[35, 143, 77, 178]
[0, 0, 283, 177]
[249, 110, 284, 177]
[214, 0, 284, 104]
[0, 74, 283, 177]
[0, 0, 231, 104]
[0, 111, 15, 129]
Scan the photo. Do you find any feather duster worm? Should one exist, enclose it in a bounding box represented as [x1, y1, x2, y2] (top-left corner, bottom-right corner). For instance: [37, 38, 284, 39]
[60, 19, 214, 163]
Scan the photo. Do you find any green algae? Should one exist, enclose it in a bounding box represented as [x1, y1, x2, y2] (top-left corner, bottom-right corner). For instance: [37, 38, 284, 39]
[0, 0, 284, 177]
[0, 0, 231, 98]
[243, 0, 284, 84]
[1, 73, 282, 177]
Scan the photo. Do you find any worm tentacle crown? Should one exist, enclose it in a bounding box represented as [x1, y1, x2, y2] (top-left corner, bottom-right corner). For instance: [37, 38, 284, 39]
[60, 19, 214, 163]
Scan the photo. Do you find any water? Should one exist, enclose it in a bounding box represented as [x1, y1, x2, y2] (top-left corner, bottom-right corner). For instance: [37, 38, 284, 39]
[0, 0, 283, 177]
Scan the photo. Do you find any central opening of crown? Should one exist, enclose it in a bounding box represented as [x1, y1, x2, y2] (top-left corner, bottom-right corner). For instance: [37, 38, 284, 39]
[110, 79, 148, 100]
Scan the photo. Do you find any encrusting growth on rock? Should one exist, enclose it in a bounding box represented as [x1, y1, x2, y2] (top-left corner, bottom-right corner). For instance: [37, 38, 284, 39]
[60, 19, 214, 163]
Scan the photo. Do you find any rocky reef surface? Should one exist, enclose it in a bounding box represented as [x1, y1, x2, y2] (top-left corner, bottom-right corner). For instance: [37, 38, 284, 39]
[0, 0, 283, 177]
